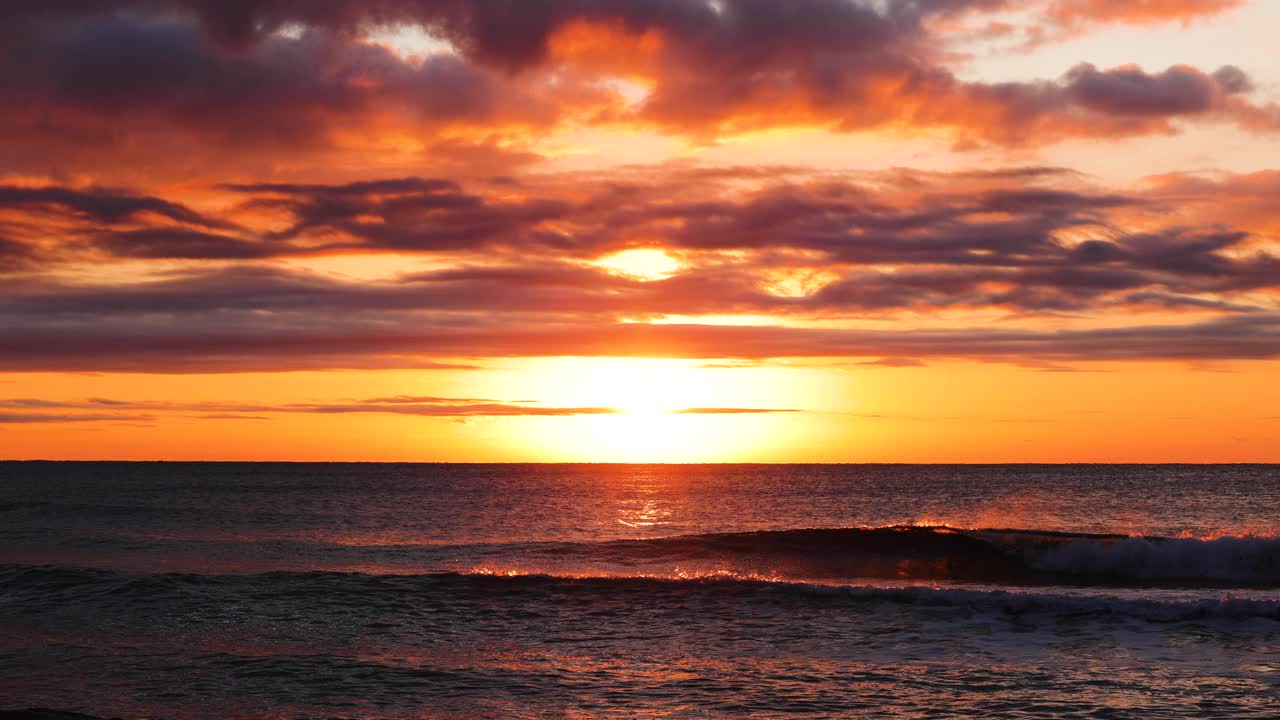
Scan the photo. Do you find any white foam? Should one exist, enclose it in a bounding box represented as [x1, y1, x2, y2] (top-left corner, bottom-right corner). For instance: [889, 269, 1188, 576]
[1030, 535, 1280, 584]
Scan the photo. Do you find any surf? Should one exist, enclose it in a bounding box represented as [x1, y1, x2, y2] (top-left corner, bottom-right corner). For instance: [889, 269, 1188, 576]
[489, 525, 1280, 588]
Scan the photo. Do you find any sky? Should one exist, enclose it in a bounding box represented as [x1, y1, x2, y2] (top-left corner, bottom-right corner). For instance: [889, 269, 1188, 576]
[2, 0, 1279, 462]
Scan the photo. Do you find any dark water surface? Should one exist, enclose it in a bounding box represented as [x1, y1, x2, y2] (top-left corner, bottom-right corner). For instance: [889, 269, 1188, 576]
[2, 463, 1278, 718]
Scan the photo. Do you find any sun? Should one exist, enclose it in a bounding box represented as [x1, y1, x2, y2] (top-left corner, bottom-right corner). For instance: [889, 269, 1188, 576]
[572, 357, 704, 413]
[492, 357, 799, 462]
[595, 248, 681, 281]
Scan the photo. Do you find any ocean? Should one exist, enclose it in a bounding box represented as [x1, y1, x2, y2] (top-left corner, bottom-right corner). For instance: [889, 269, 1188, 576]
[1, 462, 1278, 718]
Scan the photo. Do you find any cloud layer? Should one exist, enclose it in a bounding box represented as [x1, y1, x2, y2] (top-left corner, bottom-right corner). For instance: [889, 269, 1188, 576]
[0, 0, 1275, 180]
[1, 1, 1277, 384]
[0, 396, 799, 423]
[2, 161, 1278, 372]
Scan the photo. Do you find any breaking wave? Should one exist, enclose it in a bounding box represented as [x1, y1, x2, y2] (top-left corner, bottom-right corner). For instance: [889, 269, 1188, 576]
[497, 525, 1280, 588]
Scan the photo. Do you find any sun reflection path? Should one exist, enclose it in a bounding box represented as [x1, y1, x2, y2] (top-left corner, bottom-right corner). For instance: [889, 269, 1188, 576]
[616, 470, 677, 530]
[617, 497, 674, 529]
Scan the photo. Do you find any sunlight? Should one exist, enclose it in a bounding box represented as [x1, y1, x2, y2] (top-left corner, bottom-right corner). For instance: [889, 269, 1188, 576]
[483, 357, 805, 462]
[572, 357, 705, 413]
[586, 359, 711, 457]
[595, 248, 681, 281]
[365, 24, 457, 60]
[521, 411, 794, 463]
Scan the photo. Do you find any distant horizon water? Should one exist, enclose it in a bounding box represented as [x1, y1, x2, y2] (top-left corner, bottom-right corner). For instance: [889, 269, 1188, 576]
[2, 462, 1277, 718]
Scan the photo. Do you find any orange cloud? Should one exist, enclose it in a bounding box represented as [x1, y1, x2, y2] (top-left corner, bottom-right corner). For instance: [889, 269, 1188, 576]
[1045, 0, 1243, 27]
[0, 0, 1273, 184]
[3, 163, 1279, 373]
[1, 2, 1276, 380]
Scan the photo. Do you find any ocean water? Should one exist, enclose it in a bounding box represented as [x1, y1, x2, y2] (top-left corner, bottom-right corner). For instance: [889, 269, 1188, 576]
[1, 462, 1278, 719]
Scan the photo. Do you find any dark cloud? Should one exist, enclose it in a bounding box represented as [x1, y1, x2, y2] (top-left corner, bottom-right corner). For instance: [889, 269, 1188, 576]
[62, 170, 1145, 265]
[1, 166, 1277, 356]
[0, 236, 35, 271]
[3, 248, 1262, 321]
[0, 185, 229, 228]
[0, 399, 86, 409]
[1, 142, 1277, 374]
[0, 11, 572, 177]
[0, 0, 1272, 178]
[1063, 63, 1247, 117]
[84, 0, 928, 65]
[98, 228, 274, 259]
[0, 396, 798, 422]
[227, 177, 571, 253]
[222, 178, 462, 197]
[2, 313, 1280, 374]
[0, 396, 619, 418]
[0, 412, 146, 424]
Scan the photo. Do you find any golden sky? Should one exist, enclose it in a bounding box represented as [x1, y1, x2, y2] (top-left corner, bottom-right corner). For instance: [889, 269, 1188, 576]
[2, 0, 1279, 461]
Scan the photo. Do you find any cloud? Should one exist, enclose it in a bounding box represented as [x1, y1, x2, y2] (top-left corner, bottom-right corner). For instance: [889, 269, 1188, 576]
[5, 167, 1276, 316]
[1044, 0, 1244, 28]
[857, 358, 929, 368]
[0, 396, 802, 423]
[1063, 63, 1250, 117]
[0, 12, 587, 179]
[1140, 169, 1280, 238]
[2, 313, 1280, 374]
[97, 228, 274, 260]
[225, 177, 572, 253]
[0, 412, 147, 424]
[290, 402, 620, 417]
[0, 185, 229, 228]
[0, 396, 620, 420]
[1, 162, 1277, 373]
[997, 1, 1245, 51]
[0, 0, 1272, 181]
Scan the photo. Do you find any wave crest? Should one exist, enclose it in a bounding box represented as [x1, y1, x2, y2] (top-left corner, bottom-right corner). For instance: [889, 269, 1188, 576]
[517, 525, 1280, 588]
[4, 563, 1278, 624]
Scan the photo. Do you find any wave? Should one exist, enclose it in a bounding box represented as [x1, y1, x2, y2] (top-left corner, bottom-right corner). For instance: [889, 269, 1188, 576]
[506, 525, 1280, 588]
[3, 563, 1278, 625]
[5, 525, 1278, 589]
